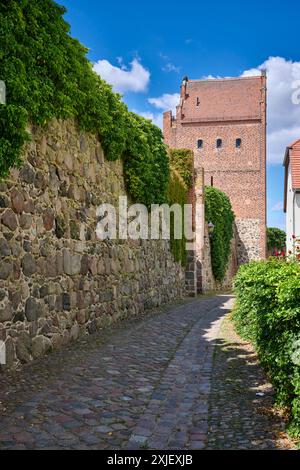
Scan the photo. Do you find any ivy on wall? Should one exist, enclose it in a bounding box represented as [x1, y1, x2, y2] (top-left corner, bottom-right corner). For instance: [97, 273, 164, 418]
[167, 169, 188, 265]
[0, 0, 169, 206]
[168, 149, 194, 266]
[0, 105, 30, 176]
[168, 148, 194, 188]
[124, 113, 170, 206]
[205, 186, 235, 281]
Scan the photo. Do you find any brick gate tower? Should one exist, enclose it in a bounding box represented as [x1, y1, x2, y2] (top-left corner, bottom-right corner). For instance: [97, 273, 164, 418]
[164, 74, 267, 264]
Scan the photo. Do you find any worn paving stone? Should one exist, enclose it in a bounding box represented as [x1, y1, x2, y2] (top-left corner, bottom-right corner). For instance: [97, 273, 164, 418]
[0, 295, 293, 450]
[206, 314, 295, 450]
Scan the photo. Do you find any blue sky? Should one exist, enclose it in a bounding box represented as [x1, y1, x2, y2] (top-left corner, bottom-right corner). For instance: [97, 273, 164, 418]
[63, 0, 300, 230]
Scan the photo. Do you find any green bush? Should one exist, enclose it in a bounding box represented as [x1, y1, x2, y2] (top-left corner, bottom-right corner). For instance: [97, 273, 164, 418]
[0, 0, 169, 205]
[205, 186, 235, 281]
[233, 259, 300, 436]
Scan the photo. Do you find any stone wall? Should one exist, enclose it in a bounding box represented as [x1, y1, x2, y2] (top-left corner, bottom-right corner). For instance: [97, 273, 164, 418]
[235, 219, 262, 264]
[0, 119, 185, 369]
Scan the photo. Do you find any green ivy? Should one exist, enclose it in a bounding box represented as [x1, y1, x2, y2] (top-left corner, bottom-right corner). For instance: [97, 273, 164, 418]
[233, 259, 300, 437]
[167, 149, 194, 265]
[205, 186, 235, 281]
[0, 104, 30, 176]
[124, 113, 169, 206]
[0, 0, 169, 205]
[167, 169, 188, 265]
[168, 148, 194, 187]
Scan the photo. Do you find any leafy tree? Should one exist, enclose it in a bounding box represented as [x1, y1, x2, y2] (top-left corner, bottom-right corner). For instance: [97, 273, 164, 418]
[267, 227, 286, 252]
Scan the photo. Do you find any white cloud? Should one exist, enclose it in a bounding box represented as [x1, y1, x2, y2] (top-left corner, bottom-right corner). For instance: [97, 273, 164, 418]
[93, 58, 150, 94]
[137, 93, 180, 130]
[201, 74, 223, 80]
[162, 63, 181, 73]
[271, 201, 284, 212]
[148, 93, 180, 113]
[242, 56, 300, 164]
[159, 53, 181, 74]
[132, 110, 163, 129]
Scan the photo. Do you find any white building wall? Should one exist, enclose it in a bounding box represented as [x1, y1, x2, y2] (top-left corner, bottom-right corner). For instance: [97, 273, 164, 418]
[294, 193, 300, 240]
[286, 163, 294, 253]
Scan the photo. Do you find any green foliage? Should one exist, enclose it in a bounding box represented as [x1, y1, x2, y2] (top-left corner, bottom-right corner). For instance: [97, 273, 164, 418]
[166, 149, 194, 265]
[267, 227, 286, 251]
[168, 148, 194, 187]
[205, 186, 235, 281]
[0, 0, 169, 205]
[167, 169, 188, 265]
[233, 259, 300, 436]
[0, 104, 30, 176]
[124, 113, 169, 206]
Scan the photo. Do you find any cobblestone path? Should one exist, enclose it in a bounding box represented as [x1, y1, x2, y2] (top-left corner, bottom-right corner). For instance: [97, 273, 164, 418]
[206, 314, 294, 450]
[0, 295, 292, 450]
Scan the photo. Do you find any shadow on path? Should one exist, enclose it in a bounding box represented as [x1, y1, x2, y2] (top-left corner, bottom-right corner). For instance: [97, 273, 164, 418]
[0, 294, 292, 450]
[206, 315, 293, 450]
[0, 295, 231, 449]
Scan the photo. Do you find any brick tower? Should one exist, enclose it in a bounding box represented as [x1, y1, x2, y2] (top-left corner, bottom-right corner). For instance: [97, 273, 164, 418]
[164, 74, 267, 264]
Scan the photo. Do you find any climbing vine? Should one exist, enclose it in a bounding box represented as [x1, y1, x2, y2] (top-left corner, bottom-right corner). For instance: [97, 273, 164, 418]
[168, 148, 194, 188]
[0, 105, 30, 176]
[124, 113, 170, 206]
[0, 0, 169, 205]
[205, 186, 235, 281]
[167, 169, 188, 265]
[168, 149, 194, 265]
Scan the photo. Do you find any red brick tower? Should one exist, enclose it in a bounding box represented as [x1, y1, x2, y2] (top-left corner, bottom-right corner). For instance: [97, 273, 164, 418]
[164, 74, 267, 264]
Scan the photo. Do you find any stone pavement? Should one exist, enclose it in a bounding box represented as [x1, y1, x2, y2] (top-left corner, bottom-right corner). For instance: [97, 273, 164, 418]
[0, 295, 291, 450]
[206, 315, 294, 450]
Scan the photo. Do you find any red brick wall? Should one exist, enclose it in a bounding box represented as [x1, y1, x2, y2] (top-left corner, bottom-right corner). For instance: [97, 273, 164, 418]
[164, 75, 267, 264]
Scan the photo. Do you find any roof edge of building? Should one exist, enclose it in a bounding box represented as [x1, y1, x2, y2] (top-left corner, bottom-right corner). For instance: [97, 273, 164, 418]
[188, 75, 263, 84]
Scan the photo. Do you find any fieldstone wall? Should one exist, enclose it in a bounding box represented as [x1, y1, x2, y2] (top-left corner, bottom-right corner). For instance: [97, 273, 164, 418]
[0, 119, 185, 369]
[235, 219, 262, 265]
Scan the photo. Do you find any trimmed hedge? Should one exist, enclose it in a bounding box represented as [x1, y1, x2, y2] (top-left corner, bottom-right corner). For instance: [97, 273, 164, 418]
[205, 186, 235, 281]
[233, 259, 300, 436]
[0, 0, 169, 206]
